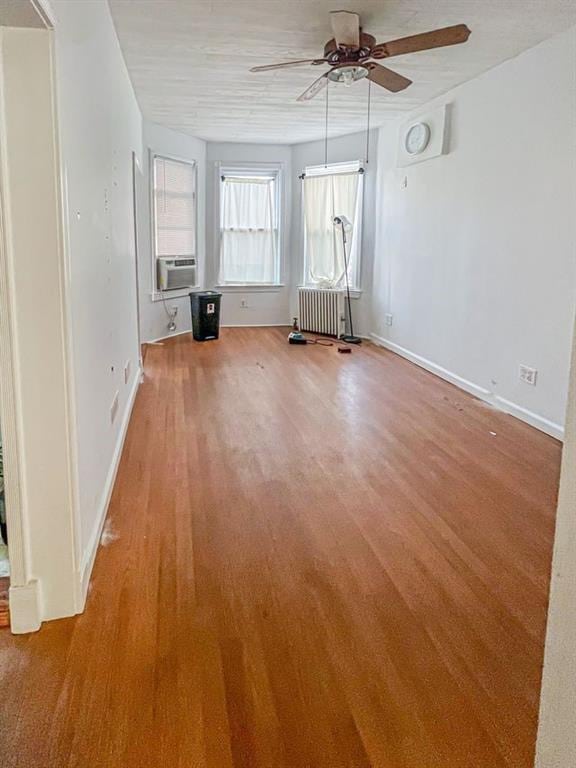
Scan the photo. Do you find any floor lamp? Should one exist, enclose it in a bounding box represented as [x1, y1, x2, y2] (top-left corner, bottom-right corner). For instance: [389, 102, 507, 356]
[333, 215, 362, 344]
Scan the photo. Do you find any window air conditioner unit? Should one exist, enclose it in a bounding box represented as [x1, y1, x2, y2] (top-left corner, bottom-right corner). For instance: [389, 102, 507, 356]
[157, 258, 197, 291]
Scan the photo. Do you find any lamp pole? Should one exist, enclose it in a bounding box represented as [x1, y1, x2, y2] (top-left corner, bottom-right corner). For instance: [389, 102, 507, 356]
[336, 217, 361, 345]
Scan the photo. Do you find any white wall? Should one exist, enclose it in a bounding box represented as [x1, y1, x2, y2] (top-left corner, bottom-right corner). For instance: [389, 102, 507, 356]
[291, 130, 378, 337]
[138, 122, 206, 342]
[371, 28, 576, 437]
[51, 0, 143, 597]
[206, 142, 292, 327]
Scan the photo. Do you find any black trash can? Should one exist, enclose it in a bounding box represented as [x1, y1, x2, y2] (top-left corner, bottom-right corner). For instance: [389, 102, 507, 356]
[189, 291, 222, 341]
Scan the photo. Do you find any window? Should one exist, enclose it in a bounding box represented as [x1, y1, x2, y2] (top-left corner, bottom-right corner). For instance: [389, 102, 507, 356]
[218, 167, 280, 286]
[302, 160, 363, 290]
[152, 154, 197, 288]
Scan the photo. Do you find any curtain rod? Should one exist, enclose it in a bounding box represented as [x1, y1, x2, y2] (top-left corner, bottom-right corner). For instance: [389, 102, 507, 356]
[298, 167, 365, 181]
[221, 175, 275, 182]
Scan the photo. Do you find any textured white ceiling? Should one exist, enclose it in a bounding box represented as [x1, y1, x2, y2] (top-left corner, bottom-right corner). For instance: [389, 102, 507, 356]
[108, 0, 576, 144]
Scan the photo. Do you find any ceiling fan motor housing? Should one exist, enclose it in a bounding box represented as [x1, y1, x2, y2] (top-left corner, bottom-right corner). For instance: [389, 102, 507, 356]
[324, 32, 376, 65]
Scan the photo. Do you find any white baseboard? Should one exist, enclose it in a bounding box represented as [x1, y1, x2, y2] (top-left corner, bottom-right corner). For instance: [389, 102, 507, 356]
[145, 329, 191, 344]
[492, 395, 564, 441]
[370, 334, 564, 441]
[370, 334, 491, 400]
[145, 324, 291, 344]
[77, 367, 142, 607]
[220, 323, 290, 328]
[9, 579, 41, 634]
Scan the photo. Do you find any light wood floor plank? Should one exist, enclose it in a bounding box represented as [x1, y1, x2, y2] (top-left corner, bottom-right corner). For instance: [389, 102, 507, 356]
[0, 328, 560, 767]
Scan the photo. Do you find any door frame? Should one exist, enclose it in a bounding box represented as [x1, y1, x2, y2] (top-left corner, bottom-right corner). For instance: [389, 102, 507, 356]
[0, 6, 58, 633]
[132, 151, 144, 369]
[0, 0, 78, 632]
[0, 104, 35, 621]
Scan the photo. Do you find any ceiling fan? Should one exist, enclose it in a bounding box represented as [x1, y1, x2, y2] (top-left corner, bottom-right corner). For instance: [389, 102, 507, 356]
[250, 11, 471, 102]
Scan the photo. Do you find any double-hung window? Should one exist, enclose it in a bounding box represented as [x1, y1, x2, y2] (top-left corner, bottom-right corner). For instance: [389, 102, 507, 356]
[152, 154, 197, 291]
[153, 154, 197, 260]
[302, 160, 363, 290]
[218, 167, 281, 286]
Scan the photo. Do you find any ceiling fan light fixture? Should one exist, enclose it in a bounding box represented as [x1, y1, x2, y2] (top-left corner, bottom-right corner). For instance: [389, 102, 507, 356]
[327, 65, 368, 87]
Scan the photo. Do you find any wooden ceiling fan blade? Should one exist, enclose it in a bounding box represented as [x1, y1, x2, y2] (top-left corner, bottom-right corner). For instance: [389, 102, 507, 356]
[330, 10, 360, 48]
[371, 24, 471, 59]
[250, 59, 326, 72]
[296, 73, 328, 102]
[366, 63, 412, 93]
[372, 24, 471, 59]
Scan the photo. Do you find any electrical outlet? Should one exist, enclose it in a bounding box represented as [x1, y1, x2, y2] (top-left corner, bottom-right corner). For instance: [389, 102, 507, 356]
[519, 365, 538, 386]
[385, 313, 393, 326]
[240, 298, 249, 309]
[124, 359, 131, 385]
[110, 391, 119, 424]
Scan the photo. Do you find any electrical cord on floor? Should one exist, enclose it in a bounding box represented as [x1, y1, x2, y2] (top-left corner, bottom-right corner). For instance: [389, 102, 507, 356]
[302, 335, 351, 348]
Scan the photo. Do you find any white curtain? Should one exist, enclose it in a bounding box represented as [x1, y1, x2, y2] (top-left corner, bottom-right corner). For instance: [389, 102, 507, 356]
[303, 171, 360, 288]
[219, 177, 277, 284]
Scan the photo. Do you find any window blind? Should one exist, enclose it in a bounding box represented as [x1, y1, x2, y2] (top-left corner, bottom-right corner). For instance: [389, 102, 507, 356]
[153, 156, 196, 258]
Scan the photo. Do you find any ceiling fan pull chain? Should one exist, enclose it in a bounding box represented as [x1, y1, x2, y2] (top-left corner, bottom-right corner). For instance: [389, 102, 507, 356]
[324, 78, 330, 168]
[365, 79, 372, 165]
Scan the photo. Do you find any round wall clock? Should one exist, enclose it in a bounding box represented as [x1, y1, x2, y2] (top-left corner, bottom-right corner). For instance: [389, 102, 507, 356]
[405, 122, 431, 155]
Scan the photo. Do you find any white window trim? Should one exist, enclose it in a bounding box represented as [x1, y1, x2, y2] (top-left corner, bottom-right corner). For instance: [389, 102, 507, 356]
[215, 161, 284, 290]
[304, 159, 363, 177]
[215, 284, 286, 293]
[302, 159, 364, 292]
[150, 149, 199, 301]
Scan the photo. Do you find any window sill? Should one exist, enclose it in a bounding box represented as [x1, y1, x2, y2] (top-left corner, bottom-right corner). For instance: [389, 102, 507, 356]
[150, 287, 196, 303]
[216, 284, 285, 293]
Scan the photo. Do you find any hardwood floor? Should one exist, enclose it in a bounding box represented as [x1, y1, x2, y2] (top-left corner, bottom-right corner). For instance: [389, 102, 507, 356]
[0, 328, 561, 767]
[0, 577, 9, 628]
